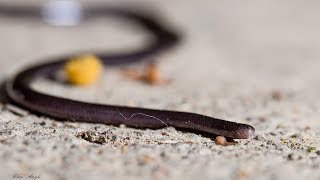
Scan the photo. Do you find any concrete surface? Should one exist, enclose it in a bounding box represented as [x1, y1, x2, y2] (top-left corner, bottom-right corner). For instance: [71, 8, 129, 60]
[0, 0, 319, 179]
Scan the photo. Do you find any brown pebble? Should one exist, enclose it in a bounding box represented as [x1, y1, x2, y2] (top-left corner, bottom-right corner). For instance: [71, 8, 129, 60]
[271, 90, 282, 101]
[215, 136, 237, 146]
[145, 63, 160, 84]
[215, 136, 227, 146]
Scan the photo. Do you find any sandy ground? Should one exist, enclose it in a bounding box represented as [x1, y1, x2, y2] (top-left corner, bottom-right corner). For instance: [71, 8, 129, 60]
[0, 0, 319, 179]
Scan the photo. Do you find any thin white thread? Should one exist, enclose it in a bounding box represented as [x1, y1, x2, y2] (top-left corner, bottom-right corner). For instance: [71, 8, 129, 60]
[119, 112, 168, 127]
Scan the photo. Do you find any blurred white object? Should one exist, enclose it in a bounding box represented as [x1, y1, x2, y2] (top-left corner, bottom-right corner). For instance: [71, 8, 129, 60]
[41, 0, 83, 26]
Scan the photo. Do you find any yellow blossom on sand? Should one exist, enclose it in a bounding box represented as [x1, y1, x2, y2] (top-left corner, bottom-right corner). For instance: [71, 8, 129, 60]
[64, 54, 103, 85]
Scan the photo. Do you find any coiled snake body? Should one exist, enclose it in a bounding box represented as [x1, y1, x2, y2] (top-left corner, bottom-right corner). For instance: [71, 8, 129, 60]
[3, 4, 255, 139]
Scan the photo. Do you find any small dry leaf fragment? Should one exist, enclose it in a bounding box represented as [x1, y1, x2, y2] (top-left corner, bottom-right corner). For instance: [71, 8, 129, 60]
[121, 62, 170, 85]
[145, 63, 161, 84]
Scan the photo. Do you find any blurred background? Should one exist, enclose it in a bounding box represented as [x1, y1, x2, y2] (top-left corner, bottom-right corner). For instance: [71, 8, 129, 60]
[0, 0, 320, 91]
[1, 0, 320, 94]
[0, 0, 319, 179]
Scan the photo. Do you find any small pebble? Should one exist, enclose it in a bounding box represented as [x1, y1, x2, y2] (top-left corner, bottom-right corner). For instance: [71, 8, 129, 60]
[39, 121, 46, 126]
[215, 136, 226, 146]
[77, 131, 107, 145]
[271, 90, 283, 101]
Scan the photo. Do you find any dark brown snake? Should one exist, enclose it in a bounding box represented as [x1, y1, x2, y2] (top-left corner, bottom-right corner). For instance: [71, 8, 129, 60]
[2, 4, 255, 139]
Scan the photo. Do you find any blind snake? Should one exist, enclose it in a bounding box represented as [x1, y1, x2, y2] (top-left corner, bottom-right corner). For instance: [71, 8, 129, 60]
[3, 2, 255, 139]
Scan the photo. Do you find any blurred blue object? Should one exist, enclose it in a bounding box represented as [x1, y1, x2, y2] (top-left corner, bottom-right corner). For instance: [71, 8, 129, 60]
[41, 0, 83, 26]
